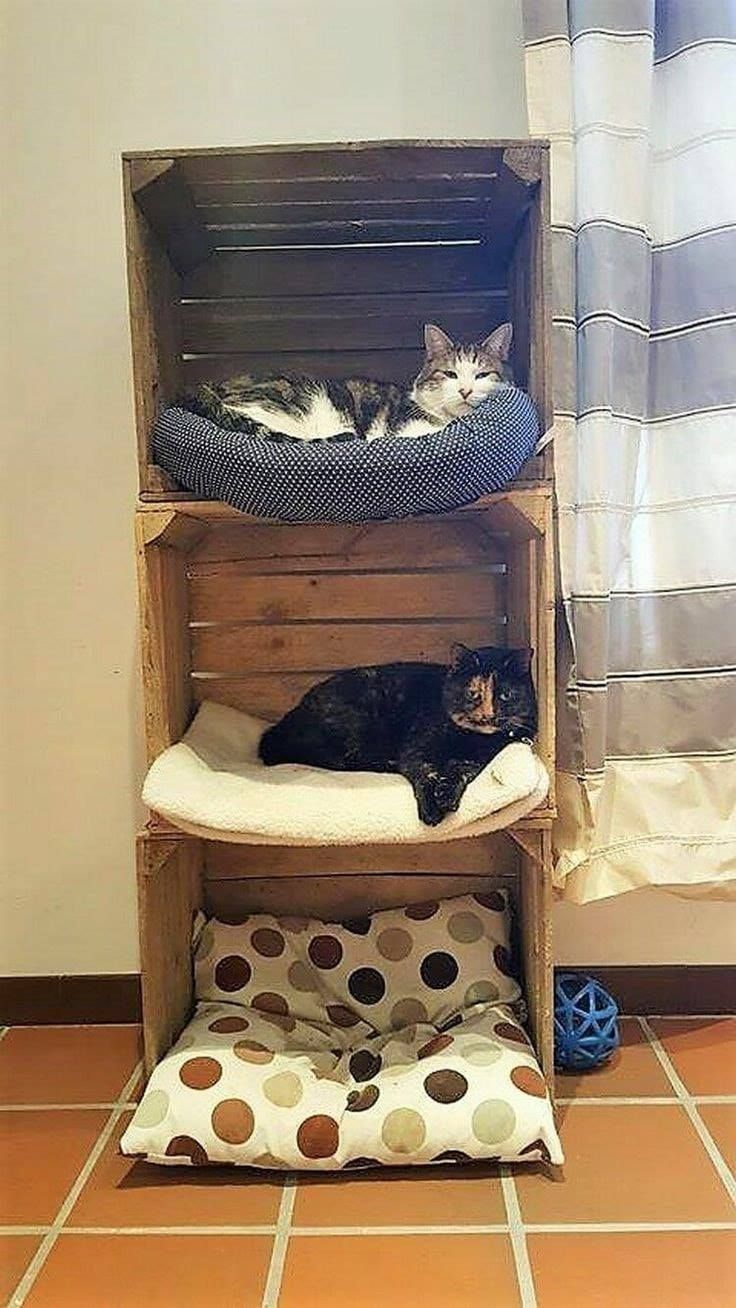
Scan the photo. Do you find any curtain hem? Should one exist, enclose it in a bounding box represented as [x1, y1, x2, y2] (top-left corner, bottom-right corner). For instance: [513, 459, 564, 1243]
[554, 835, 736, 904]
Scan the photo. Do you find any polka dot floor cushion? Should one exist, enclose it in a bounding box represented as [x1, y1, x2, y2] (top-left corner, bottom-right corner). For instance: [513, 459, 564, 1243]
[120, 893, 563, 1169]
[151, 387, 540, 523]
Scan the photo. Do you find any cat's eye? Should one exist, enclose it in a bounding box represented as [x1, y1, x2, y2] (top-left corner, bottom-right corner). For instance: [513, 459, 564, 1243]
[499, 690, 511, 702]
[476, 371, 493, 379]
[442, 370, 458, 379]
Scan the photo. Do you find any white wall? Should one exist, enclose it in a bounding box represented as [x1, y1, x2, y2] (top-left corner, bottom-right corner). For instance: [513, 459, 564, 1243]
[1, 0, 733, 976]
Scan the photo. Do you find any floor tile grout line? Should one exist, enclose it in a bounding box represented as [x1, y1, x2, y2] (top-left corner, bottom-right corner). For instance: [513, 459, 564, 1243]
[556, 1096, 678, 1106]
[556, 1095, 736, 1106]
[523, 1221, 736, 1233]
[681, 1095, 736, 1104]
[288, 1223, 512, 1235]
[643, 1015, 734, 1021]
[501, 1170, 537, 1308]
[638, 1017, 736, 1205]
[3, 1219, 736, 1237]
[2, 1023, 141, 1030]
[0, 1102, 140, 1112]
[61, 1225, 279, 1236]
[0, 1228, 51, 1238]
[261, 1179, 296, 1308]
[8, 1060, 143, 1308]
[636, 1017, 704, 1098]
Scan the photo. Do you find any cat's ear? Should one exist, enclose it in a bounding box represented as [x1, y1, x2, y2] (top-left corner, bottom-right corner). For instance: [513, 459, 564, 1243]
[503, 647, 534, 676]
[424, 323, 455, 358]
[481, 322, 513, 361]
[450, 642, 480, 671]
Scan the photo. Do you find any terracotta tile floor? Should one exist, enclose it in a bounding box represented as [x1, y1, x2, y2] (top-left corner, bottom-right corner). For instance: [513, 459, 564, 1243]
[0, 1018, 734, 1307]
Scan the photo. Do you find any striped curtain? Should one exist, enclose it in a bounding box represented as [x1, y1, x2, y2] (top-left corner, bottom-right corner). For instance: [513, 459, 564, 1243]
[522, 0, 736, 902]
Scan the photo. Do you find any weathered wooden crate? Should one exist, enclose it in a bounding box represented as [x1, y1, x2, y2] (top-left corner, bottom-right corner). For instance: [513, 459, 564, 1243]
[138, 828, 553, 1082]
[125, 140, 556, 1092]
[134, 490, 555, 1080]
[122, 140, 552, 496]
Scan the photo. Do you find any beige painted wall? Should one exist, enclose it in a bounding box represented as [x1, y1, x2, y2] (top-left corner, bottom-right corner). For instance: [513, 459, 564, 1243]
[2, 0, 733, 976]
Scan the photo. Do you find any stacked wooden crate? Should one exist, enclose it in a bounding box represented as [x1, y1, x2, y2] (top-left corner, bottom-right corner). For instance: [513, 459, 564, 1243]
[124, 141, 556, 1081]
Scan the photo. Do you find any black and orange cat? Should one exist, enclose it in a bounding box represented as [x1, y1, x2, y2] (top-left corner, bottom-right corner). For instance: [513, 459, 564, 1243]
[259, 644, 537, 826]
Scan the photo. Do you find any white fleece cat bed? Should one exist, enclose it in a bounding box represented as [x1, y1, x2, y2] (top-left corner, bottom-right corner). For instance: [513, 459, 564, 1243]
[151, 386, 540, 523]
[120, 892, 563, 1170]
[143, 701, 549, 844]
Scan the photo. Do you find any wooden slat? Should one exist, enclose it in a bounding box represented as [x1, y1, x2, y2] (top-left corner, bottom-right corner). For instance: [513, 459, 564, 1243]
[508, 209, 532, 395]
[188, 179, 498, 204]
[191, 619, 502, 674]
[179, 293, 506, 355]
[205, 873, 514, 923]
[181, 245, 500, 299]
[189, 569, 506, 624]
[187, 180, 498, 207]
[189, 517, 508, 569]
[122, 160, 182, 491]
[181, 349, 423, 386]
[519, 829, 554, 1082]
[179, 143, 503, 184]
[125, 141, 546, 164]
[138, 836, 202, 1074]
[191, 672, 323, 719]
[194, 197, 493, 223]
[135, 517, 194, 762]
[204, 833, 516, 878]
[208, 219, 489, 246]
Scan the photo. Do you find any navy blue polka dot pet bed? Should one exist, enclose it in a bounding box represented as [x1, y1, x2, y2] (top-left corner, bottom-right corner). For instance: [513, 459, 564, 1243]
[152, 386, 539, 523]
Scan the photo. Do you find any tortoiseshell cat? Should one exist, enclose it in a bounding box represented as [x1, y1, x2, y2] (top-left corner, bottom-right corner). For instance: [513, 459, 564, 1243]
[184, 322, 514, 441]
[259, 644, 537, 826]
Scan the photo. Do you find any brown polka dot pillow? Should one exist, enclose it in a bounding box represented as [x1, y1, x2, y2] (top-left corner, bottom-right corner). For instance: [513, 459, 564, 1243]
[120, 892, 563, 1169]
[194, 890, 521, 1031]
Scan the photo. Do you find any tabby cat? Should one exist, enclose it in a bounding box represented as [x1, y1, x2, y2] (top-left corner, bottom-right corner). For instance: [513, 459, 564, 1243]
[185, 322, 514, 441]
[259, 643, 537, 826]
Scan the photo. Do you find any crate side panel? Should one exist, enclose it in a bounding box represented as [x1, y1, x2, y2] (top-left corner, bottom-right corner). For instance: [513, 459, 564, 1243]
[123, 160, 182, 492]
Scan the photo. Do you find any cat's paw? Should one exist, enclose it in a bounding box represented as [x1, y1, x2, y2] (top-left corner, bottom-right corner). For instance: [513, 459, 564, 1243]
[417, 797, 446, 827]
[414, 776, 451, 826]
[432, 776, 464, 815]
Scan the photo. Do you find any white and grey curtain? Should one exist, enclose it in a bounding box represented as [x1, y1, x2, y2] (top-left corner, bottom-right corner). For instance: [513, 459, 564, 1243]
[522, 0, 736, 902]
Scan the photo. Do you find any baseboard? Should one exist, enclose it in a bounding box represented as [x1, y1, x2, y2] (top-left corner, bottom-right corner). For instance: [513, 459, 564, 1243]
[0, 966, 732, 1026]
[0, 974, 142, 1025]
[557, 965, 735, 1016]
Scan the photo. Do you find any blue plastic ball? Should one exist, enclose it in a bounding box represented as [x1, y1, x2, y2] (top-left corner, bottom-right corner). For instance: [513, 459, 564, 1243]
[554, 972, 620, 1071]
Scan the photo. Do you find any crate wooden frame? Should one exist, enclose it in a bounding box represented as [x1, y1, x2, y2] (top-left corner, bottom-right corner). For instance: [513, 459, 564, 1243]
[138, 826, 553, 1081]
[135, 488, 555, 1080]
[122, 139, 553, 498]
[126, 139, 556, 1094]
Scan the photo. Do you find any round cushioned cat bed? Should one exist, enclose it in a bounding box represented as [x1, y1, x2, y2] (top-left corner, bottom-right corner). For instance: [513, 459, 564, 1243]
[151, 387, 539, 523]
[142, 701, 550, 844]
[120, 892, 563, 1170]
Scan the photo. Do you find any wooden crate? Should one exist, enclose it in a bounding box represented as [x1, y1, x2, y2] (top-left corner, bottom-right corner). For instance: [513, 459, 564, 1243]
[134, 489, 555, 1084]
[122, 140, 553, 497]
[135, 487, 555, 810]
[126, 139, 557, 1094]
[138, 828, 553, 1083]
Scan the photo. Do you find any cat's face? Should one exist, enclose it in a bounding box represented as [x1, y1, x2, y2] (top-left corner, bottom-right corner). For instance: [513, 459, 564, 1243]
[442, 644, 537, 738]
[412, 323, 514, 422]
